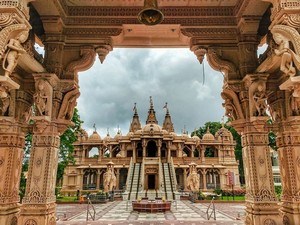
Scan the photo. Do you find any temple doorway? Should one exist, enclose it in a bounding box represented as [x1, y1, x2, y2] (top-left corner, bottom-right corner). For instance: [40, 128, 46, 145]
[147, 140, 157, 157]
[148, 174, 156, 189]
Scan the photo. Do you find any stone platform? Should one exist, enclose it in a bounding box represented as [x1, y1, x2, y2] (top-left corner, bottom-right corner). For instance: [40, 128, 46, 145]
[56, 200, 245, 225]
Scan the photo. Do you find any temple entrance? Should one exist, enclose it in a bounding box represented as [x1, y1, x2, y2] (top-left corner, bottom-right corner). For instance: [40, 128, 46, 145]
[147, 140, 157, 157]
[148, 174, 156, 189]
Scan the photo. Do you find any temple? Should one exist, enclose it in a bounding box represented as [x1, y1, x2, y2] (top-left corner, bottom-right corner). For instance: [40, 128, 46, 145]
[61, 98, 240, 199]
[1, 0, 300, 224]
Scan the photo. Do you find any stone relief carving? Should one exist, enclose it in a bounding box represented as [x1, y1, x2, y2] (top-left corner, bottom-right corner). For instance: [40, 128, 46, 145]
[271, 25, 300, 77]
[65, 47, 96, 77]
[24, 219, 37, 225]
[57, 87, 80, 120]
[244, 75, 269, 117]
[0, 86, 10, 116]
[221, 88, 245, 120]
[264, 218, 276, 225]
[206, 48, 238, 83]
[2, 31, 28, 77]
[33, 79, 52, 117]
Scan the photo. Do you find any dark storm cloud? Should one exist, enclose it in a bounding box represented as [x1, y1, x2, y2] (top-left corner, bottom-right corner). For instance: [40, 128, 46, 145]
[77, 48, 224, 137]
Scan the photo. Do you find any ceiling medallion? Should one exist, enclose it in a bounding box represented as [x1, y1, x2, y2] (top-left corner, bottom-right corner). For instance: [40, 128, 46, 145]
[138, 0, 164, 26]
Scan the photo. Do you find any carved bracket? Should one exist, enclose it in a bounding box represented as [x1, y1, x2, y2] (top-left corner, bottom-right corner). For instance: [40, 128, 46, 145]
[206, 48, 238, 82]
[190, 46, 207, 64]
[65, 47, 96, 77]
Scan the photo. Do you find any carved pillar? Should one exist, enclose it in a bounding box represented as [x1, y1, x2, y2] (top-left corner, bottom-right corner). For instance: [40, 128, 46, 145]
[276, 118, 300, 224]
[232, 118, 279, 225]
[0, 119, 25, 225]
[183, 168, 187, 191]
[116, 168, 120, 190]
[20, 120, 60, 225]
[203, 170, 207, 190]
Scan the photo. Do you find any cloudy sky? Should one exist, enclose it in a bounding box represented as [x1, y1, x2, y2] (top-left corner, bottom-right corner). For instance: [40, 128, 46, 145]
[77, 48, 225, 138]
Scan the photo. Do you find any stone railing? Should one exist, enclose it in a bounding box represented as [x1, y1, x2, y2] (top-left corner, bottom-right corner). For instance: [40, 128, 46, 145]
[81, 157, 131, 166]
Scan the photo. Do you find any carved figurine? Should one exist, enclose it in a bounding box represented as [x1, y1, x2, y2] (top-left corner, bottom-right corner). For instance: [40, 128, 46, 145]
[103, 163, 117, 192]
[273, 32, 300, 77]
[2, 32, 28, 77]
[33, 79, 51, 116]
[253, 83, 268, 116]
[58, 88, 80, 120]
[0, 87, 10, 116]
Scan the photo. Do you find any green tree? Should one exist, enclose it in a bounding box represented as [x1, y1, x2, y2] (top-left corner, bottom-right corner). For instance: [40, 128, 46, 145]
[57, 108, 83, 185]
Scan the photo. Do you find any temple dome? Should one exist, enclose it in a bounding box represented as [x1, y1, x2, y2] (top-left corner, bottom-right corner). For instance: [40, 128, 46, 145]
[215, 126, 233, 142]
[202, 128, 215, 141]
[89, 131, 101, 141]
[142, 123, 162, 133]
[103, 134, 111, 143]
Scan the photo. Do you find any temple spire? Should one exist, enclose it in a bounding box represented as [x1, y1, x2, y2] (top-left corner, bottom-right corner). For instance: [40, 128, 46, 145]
[146, 96, 158, 124]
[129, 103, 142, 132]
[162, 102, 174, 132]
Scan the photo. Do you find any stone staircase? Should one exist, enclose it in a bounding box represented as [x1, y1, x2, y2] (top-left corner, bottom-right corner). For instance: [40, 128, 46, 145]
[127, 163, 141, 200]
[146, 189, 157, 200]
[162, 163, 176, 200]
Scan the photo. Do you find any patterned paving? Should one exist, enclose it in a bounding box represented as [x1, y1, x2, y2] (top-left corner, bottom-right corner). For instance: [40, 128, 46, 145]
[57, 200, 245, 225]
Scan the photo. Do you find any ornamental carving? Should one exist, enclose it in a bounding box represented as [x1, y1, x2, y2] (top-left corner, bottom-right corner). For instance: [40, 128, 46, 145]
[206, 48, 237, 82]
[24, 219, 37, 225]
[2, 31, 28, 78]
[65, 47, 96, 76]
[264, 218, 276, 225]
[283, 215, 290, 225]
[244, 74, 269, 117]
[10, 216, 17, 225]
[33, 79, 53, 117]
[57, 87, 80, 120]
[271, 25, 300, 77]
[221, 88, 244, 121]
[0, 87, 10, 116]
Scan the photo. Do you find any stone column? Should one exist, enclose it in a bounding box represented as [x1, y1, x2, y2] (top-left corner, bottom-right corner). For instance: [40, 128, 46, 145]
[232, 118, 279, 225]
[132, 143, 136, 163]
[0, 119, 25, 225]
[183, 168, 187, 191]
[96, 170, 100, 190]
[116, 168, 120, 190]
[20, 120, 60, 225]
[203, 170, 207, 190]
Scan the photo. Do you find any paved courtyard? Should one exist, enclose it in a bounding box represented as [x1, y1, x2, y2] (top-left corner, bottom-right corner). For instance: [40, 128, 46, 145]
[56, 200, 245, 225]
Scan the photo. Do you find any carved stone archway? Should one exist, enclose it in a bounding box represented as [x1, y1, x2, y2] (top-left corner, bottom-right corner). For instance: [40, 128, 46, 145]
[0, 1, 299, 225]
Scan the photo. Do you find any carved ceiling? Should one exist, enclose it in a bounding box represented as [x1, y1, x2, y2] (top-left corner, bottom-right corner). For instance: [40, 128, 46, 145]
[30, 0, 270, 47]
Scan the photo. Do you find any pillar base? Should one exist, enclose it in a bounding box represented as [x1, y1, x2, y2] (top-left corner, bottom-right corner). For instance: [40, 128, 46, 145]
[0, 203, 20, 225]
[245, 201, 281, 225]
[280, 201, 300, 225]
[19, 203, 56, 225]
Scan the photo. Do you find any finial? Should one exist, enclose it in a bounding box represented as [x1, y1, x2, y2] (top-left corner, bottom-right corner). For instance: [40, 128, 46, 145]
[117, 125, 121, 134]
[150, 96, 153, 108]
[221, 116, 225, 127]
[183, 125, 187, 134]
[163, 102, 169, 113]
[107, 128, 110, 136]
[133, 103, 137, 114]
[93, 123, 96, 132]
[206, 126, 210, 133]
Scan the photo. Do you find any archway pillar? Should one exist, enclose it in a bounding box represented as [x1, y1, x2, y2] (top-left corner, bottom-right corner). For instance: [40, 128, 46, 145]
[276, 118, 300, 225]
[0, 119, 25, 225]
[19, 120, 61, 225]
[231, 118, 280, 225]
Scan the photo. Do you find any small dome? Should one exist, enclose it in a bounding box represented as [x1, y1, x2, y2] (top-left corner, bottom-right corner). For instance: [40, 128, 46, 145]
[192, 135, 200, 141]
[127, 131, 134, 137]
[215, 126, 233, 142]
[202, 127, 215, 141]
[170, 132, 177, 137]
[89, 131, 101, 141]
[103, 133, 111, 143]
[142, 123, 162, 133]
[114, 131, 122, 140]
[116, 153, 122, 158]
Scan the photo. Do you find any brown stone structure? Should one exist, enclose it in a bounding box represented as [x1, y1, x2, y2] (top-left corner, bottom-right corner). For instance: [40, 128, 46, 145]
[61, 100, 240, 199]
[0, 0, 299, 224]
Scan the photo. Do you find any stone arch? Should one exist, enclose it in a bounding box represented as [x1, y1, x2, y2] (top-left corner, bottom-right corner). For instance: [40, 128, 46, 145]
[146, 140, 157, 157]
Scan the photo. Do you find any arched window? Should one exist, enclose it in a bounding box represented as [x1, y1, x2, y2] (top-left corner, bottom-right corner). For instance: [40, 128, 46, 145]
[183, 146, 191, 157]
[147, 140, 157, 157]
[88, 147, 99, 158]
[83, 169, 97, 190]
[204, 147, 218, 157]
